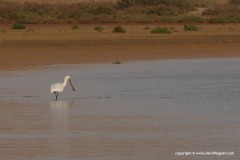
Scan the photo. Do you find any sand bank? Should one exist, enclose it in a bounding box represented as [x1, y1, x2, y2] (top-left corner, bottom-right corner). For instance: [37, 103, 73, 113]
[0, 24, 240, 71]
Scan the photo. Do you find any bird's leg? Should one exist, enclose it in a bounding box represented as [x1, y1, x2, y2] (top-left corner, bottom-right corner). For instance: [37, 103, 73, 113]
[54, 92, 58, 101]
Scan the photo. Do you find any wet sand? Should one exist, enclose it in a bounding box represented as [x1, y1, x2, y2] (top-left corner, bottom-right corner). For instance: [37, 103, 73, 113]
[1, 44, 240, 71]
[0, 24, 240, 70]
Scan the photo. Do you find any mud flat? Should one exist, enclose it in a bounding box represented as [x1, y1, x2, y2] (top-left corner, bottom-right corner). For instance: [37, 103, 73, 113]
[0, 24, 240, 70]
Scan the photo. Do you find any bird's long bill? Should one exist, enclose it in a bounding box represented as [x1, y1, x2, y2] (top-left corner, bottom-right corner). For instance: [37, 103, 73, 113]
[69, 80, 76, 91]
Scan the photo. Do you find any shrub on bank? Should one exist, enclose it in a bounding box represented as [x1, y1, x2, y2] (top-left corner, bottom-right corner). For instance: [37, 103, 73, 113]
[151, 27, 171, 34]
[113, 26, 126, 33]
[72, 24, 80, 30]
[94, 26, 104, 32]
[12, 23, 26, 29]
[184, 25, 199, 31]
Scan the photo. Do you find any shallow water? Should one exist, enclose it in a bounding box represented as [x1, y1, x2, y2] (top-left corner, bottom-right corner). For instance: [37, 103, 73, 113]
[0, 59, 239, 160]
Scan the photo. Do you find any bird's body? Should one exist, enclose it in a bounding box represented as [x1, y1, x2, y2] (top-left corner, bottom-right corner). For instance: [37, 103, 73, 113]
[50, 76, 75, 100]
[51, 83, 65, 93]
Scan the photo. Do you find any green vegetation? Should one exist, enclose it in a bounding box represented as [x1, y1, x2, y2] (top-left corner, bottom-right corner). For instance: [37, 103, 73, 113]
[72, 25, 80, 30]
[94, 26, 104, 32]
[12, 23, 26, 29]
[184, 25, 199, 31]
[0, 0, 240, 24]
[113, 26, 126, 33]
[151, 27, 171, 34]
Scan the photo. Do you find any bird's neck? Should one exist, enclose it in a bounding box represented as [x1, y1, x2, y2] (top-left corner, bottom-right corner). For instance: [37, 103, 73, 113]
[63, 79, 68, 87]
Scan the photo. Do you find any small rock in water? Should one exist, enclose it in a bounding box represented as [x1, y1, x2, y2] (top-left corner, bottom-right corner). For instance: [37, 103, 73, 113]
[112, 61, 121, 64]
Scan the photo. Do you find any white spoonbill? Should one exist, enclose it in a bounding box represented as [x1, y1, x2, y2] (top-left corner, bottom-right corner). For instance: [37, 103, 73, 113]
[50, 76, 75, 100]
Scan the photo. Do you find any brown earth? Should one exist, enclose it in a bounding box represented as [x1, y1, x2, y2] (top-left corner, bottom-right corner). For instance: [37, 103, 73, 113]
[0, 24, 240, 71]
[4, 0, 229, 4]
[5, 0, 117, 3]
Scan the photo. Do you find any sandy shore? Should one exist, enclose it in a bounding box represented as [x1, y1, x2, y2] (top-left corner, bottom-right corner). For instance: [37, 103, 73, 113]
[0, 24, 240, 70]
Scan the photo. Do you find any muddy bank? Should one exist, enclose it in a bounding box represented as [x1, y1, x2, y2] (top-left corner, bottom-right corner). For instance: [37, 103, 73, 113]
[0, 24, 240, 70]
[1, 44, 240, 71]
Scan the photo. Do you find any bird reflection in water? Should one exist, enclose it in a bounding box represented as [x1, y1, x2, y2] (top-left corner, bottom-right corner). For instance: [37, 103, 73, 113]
[50, 100, 70, 155]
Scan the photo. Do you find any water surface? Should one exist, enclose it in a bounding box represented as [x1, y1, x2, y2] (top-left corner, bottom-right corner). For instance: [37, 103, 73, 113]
[0, 59, 239, 160]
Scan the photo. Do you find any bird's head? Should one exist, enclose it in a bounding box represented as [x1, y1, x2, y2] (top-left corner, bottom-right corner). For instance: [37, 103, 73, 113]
[65, 75, 75, 91]
[65, 76, 71, 81]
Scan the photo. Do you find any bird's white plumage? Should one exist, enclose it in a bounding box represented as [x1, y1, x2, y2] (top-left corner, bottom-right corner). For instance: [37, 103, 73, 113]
[51, 83, 64, 93]
[50, 76, 70, 93]
[50, 76, 75, 100]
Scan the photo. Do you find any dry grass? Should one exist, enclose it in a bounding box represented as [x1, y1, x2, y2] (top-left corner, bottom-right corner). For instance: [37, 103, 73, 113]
[6, 0, 117, 3]
[1, 0, 239, 23]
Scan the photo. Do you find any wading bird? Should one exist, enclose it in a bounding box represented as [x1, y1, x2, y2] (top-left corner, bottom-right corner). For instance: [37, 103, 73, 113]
[50, 76, 75, 100]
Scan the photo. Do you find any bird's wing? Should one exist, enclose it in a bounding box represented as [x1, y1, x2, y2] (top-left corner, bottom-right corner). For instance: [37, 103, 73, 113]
[50, 83, 63, 93]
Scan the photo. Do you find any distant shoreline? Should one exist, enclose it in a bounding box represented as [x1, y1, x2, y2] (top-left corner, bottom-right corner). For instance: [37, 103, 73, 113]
[0, 23, 240, 71]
